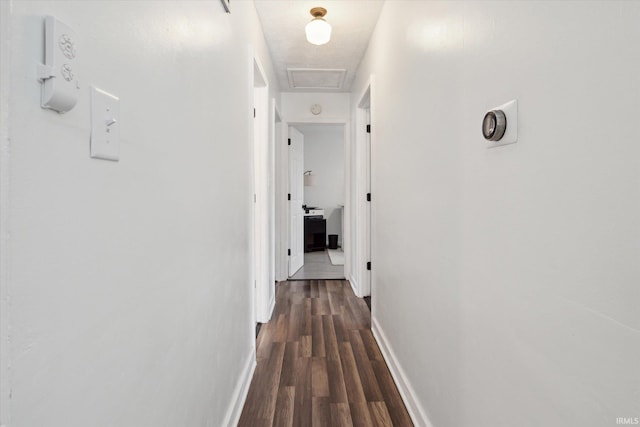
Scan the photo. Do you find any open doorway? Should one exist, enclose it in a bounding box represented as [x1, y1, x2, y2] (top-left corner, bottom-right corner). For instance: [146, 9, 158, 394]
[288, 124, 346, 280]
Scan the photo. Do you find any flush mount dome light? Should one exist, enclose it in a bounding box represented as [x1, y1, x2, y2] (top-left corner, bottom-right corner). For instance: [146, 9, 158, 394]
[305, 7, 332, 45]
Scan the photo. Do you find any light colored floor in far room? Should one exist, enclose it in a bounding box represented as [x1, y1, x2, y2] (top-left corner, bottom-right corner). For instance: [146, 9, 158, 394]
[289, 250, 345, 280]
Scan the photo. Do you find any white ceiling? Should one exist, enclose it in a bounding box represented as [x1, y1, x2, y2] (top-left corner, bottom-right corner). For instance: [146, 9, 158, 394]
[254, 0, 385, 92]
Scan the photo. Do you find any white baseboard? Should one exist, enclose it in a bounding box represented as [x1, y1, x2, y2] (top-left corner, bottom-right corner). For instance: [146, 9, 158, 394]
[266, 294, 275, 322]
[257, 293, 276, 323]
[348, 274, 361, 298]
[371, 317, 433, 427]
[222, 350, 256, 427]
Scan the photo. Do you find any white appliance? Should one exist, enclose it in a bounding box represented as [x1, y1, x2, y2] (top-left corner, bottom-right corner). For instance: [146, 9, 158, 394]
[303, 207, 324, 217]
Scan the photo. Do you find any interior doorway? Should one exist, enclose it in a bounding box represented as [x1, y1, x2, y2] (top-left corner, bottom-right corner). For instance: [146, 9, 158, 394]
[288, 124, 346, 281]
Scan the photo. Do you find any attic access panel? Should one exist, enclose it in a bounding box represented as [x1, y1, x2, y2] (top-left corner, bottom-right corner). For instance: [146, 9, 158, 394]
[287, 68, 346, 90]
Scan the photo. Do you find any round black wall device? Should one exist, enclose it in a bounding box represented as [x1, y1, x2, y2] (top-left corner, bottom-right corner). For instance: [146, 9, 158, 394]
[482, 110, 507, 141]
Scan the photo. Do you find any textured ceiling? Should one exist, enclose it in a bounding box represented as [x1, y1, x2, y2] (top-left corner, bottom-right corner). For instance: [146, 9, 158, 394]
[254, 0, 384, 92]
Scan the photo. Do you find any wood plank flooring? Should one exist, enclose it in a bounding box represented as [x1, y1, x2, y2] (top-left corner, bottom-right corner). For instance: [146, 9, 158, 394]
[238, 280, 413, 427]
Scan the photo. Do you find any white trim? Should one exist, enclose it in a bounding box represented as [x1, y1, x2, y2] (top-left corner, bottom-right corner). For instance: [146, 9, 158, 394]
[371, 317, 433, 427]
[266, 294, 275, 322]
[343, 114, 351, 281]
[273, 101, 289, 283]
[368, 75, 377, 306]
[348, 273, 358, 293]
[278, 118, 290, 281]
[268, 100, 278, 304]
[348, 269, 360, 298]
[222, 351, 256, 427]
[280, 117, 351, 282]
[348, 278, 361, 298]
[286, 68, 347, 90]
[287, 125, 305, 277]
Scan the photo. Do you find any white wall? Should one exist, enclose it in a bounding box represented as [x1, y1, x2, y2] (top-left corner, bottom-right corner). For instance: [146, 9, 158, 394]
[353, 1, 640, 426]
[300, 125, 345, 245]
[281, 92, 350, 123]
[0, 1, 278, 426]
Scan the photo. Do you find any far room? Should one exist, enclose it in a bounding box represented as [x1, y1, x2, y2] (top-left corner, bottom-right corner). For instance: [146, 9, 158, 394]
[289, 123, 345, 280]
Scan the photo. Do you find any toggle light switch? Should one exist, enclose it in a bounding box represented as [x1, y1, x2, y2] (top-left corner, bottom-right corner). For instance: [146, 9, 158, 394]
[90, 86, 120, 161]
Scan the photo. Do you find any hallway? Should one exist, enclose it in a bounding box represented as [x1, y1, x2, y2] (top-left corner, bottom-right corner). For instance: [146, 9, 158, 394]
[238, 280, 412, 426]
[2, 1, 639, 426]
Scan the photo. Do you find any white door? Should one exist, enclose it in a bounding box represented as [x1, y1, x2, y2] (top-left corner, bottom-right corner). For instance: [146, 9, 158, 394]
[289, 127, 304, 276]
[356, 84, 372, 297]
[364, 110, 371, 294]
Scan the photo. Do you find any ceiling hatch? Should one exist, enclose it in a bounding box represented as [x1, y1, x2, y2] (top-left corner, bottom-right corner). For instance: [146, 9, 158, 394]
[287, 68, 346, 90]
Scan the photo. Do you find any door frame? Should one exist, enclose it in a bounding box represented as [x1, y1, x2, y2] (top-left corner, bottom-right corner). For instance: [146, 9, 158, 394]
[273, 100, 287, 282]
[287, 126, 305, 277]
[352, 78, 374, 298]
[268, 98, 281, 313]
[275, 116, 289, 282]
[276, 119, 350, 280]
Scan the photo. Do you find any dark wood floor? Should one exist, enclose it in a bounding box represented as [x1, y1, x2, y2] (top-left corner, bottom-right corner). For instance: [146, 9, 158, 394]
[238, 280, 413, 427]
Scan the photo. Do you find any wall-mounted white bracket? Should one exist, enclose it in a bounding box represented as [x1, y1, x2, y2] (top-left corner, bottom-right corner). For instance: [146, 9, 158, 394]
[39, 16, 80, 113]
[485, 99, 517, 148]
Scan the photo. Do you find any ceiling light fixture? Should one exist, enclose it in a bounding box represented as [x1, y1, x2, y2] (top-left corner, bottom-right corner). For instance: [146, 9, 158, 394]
[305, 7, 331, 46]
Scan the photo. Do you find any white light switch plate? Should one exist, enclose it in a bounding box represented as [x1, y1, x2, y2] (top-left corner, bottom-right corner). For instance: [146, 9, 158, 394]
[90, 87, 120, 161]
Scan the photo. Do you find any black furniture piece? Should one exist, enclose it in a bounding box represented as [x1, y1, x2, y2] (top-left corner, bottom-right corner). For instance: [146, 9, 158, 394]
[304, 216, 326, 252]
